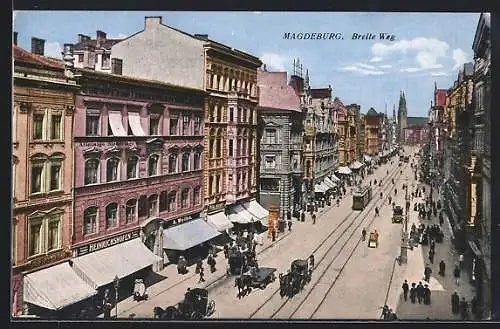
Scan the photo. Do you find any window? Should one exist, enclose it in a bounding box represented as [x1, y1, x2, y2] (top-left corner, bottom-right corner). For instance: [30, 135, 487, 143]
[229, 107, 234, 122]
[237, 108, 242, 122]
[29, 220, 42, 256]
[148, 195, 158, 217]
[159, 192, 168, 211]
[209, 139, 215, 158]
[126, 199, 137, 223]
[127, 156, 138, 179]
[102, 54, 110, 68]
[265, 155, 276, 169]
[50, 114, 62, 140]
[150, 116, 160, 135]
[194, 152, 201, 170]
[249, 109, 254, 124]
[78, 54, 84, 62]
[182, 152, 190, 172]
[84, 159, 100, 185]
[242, 138, 247, 155]
[148, 154, 159, 176]
[33, 113, 45, 140]
[242, 172, 247, 188]
[182, 115, 190, 135]
[170, 116, 178, 135]
[47, 217, 60, 251]
[31, 162, 44, 194]
[106, 158, 120, 182]
[86, 110, 100, 136]
[260, 178, 280, 192]
[194, 116, 201, 135]
[215, 175, 220, 193]
[208, 176, 213, 195]
[193, 186, 201, 205]
[237, 139, 241, 156]
[228, 139, 234, 157]
[169, 154, 177, 173]
[265, 129, 277, 144]
[106, 203, 118, 228]
[243, 108, 247, 123]
[181, 189, 189, 208]
[49, 161, 61, 191]
[216, 106, 222, 122]
[167, 192, 176, 211]
[216, 139, 221, 157]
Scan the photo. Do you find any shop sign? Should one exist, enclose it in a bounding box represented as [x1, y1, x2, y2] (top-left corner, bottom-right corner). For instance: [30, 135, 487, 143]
[78, 141, 138, 148]
[73, 229, 140, 257]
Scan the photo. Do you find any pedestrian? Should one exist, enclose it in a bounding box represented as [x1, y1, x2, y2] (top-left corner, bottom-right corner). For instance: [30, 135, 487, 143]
[309, 254, 315, 269]
[287, 220, 292, 231]
[439, 260, 446, 276]
[271, 230, 276, 242]
[424, 265, 432, 282]
[428, 249, 435, 264]
[430, 239, 436, 252]
[460, 298, 469, 320]
[375, 206, 379, 216]
[454, 265, 461, 285]
[389, 196, 392, 205]
[102, 288, 112, 319]
[195, 259, 203, 274]
[394, 188, 397, 196]
[380, 192, 383, 199]
[207, 255, 216, 273]
[409, 283, 417, 303]
[312, 213, 316, 224]
[402, 280, 409, 301]
[459, 254, 464, 270]
[439, 212, 444, 226]
[198, 266, 205, 283]
[362, 228, 367, 241]
[423, 284, 431, 305]
[223, 244, 229, 259]
[451, 291, 460, 314]
[416, 282, 424, 304]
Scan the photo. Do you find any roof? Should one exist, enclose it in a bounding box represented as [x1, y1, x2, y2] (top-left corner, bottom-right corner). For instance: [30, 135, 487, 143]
[13, 45, 64, 70]
[333, 97, 348, 116]
[257, 71, 301, 112]
[366, 108, 378, 116]
[407, 117, 428, 127]
[74, 38, 123, 51]
[310, 88, 331, 99]
[435, 89, 447, 107]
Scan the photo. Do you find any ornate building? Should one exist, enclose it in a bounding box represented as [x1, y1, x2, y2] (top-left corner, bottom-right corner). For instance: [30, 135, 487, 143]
[403, 117, 429, 146]
[397, 91, 408, 143]
[357, 112, 366, 160]
[12, 41, 79, 316]
[364, 108, 381, 156]
[256, 69, 304, 218]
[346, 104, 359, 163]
[335, 98, 350, 166]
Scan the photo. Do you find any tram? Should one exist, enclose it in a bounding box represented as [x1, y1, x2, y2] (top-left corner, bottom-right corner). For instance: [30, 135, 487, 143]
[352, 185, 372, 210]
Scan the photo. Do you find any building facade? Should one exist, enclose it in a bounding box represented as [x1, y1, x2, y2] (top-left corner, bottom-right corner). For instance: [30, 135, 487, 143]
[346, 104, 359, 163]
[335, 98, 350, 166]
[403, 117, 429, 146]
[71, 66, 206, 270]
[256, 69, 304, 217]
[12, 42, 78, 316]
[357, 113, 366, 159]
[364, 108, 381, 156]
[73, 31, 123, 73]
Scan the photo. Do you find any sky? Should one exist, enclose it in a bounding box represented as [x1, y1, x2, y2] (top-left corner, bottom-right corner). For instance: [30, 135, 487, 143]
[13, 11, 481, 117]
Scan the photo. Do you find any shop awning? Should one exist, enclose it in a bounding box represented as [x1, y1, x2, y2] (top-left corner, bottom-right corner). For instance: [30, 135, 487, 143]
[163, 219, 221, 251]
[324, 177, 337, 189]
[108, 111, 127, 136]
[468, 240, 483, 257]
[337, 166, 352, 175]
[23, 262, 97, 311]
[230, 204, 256, 224]
[243, 200, 269, 222]
[350, 161, 364, 170]
[71, 238, 162, 289]
[330, 174, 341, 182]
[128, 112, 145, 136]
[314, 183, 327, 193]
[206, 211, 234, 232]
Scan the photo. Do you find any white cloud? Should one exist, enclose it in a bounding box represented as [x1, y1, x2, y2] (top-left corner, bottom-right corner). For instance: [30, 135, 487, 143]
[371, 37, 450, 72]
[452, 48, 470, 70]
[356, 63, 378, 70]
[400, 67, 423, 73]
[44, 41, 63, 59]
[430, 72, 451, 76]
[369, 57, 383, 62]
[379, 64, 392, 69]
[260, 53, 289, 71]
[340, 66, 385, 75]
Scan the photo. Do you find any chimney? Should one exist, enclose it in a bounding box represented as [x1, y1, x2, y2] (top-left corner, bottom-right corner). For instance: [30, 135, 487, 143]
[145, 16, 162, 30]
[78, 34, 91, 43]
[96, 30, 106, 48]
[13, 32, 18, 45]
[62, 44, 75, 78]
[194, 34, 209, 40]
[31, 37, 45, 55]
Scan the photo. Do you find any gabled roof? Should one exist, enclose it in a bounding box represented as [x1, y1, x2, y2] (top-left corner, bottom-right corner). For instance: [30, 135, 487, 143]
[435, 89, 447, 107]
[13, 45, 64, 70]
[333, 97, 347, 116]
[257, 71, 301, 112]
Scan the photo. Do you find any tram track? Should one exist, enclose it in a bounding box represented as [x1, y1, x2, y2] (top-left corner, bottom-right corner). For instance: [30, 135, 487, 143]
[248, 161, 408, 319]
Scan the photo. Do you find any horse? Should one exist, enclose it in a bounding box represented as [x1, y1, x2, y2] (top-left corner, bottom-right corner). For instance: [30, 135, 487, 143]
[153, 306, 164, 319]
[235, 275, 251, 298]
[279, 273, 291, 298]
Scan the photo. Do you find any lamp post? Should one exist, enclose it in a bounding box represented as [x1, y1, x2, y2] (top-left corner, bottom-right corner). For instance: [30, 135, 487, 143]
[399, 176, 410, 264]
[113, 275, 120, 319]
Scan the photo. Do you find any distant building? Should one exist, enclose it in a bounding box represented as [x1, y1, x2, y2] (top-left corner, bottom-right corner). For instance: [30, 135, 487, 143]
[403, 117, 429, 146]
[364, 107, 381, 156]
[346, 104, 360, 163]
[72, 31, 123, 73]
[357, 112, 366, 159]
[397, 91, 408, 143]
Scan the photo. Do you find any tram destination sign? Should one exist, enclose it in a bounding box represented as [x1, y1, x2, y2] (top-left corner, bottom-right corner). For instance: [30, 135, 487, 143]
[73, 229, 141, 257]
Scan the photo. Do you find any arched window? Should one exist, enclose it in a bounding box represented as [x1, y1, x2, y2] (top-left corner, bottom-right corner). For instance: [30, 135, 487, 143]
[182, 152, 190, 172]
[84, 207, 98, 234]
[84, 159, 100, 185]
[159, 191, 168, 211]
[148, 194, 158, 217]
[193, 186, 201, 205]
[181, 188, 189, 208]
[167, 191, 176, 211]
[194, 152, 201, 170]
[106, 157, 120, 182]
[127, 155, 139, 179]
[106, 203, 118, 228]
[125, 199, 137, 223]
[169, 153, 177, 173]
[148, 154, 159, 176]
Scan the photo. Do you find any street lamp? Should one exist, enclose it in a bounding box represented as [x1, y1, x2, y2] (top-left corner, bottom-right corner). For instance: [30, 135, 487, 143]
[399, 176, 410, 264]
[113, 275, 120, 319]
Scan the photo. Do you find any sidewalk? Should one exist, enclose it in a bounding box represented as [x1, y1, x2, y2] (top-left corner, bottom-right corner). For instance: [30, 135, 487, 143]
[386, 181, 476, 320]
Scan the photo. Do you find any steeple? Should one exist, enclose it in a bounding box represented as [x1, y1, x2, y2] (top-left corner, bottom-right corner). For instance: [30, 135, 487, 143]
[392, 104, 396, 122]
[399, 90, 407, 111]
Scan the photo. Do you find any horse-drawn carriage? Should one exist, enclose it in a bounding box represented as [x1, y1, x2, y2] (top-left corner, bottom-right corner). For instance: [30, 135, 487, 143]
[235, 267, 277, 292]
[279, 259, 312, 298]
[227, 249, 256, 276]
[368, 231, 379, 248]
[392, 206, 403, 223]
[153, 288, 215, 320]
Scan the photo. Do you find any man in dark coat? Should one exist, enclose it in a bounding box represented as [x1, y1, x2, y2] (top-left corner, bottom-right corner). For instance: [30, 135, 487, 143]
[439, 212, 444, 226]
[424, 265, 432, 282]
[409, 283, 417, 303]
[460, 298, 469, 320]
[451, 292, 460, 314]
[428, 249, 435, 264]
[312, 213, 316, 224]
[416, 282, 424, 304]
[423, 284, 431, 305]
[402, 280, 409, 301]
[439, 260, 446, 276]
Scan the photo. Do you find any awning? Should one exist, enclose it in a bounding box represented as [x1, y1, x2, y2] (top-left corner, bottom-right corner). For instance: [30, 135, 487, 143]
[314, 183, 327, 193]
[206, 211, 233, 232]
[468, 240, 483, 257]
[108, 111, 127, 136]
[324, 177, 337, 189]
[230, 204, 256, 224]
[23, 262, 97, 310]
[330, 174, 341, 182]
[71, 238, 162, 289]
[243, 200, 269, 221]
[337, 166, 352, 175]
[128, 112, 145, 136]
[163, 219, 221, 251]
[350, 161, 364, 170]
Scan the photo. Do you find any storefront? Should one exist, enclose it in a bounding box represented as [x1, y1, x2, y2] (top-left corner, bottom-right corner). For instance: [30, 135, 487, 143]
[228, 203, 267, 234]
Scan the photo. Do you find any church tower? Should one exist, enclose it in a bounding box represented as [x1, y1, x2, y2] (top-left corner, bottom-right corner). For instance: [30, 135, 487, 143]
[397, 90, 408, 144]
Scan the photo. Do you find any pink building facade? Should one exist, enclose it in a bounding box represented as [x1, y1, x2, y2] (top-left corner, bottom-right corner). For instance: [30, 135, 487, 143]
[72, 68, 205, 271]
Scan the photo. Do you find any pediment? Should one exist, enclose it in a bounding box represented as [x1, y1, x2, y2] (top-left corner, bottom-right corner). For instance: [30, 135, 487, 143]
[168, 145, 180, 153]
[146, 137, 165, 145]
[265, 121, 281, 128]
[104, 145, 121, 155]
[83, 147, 102, 156]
